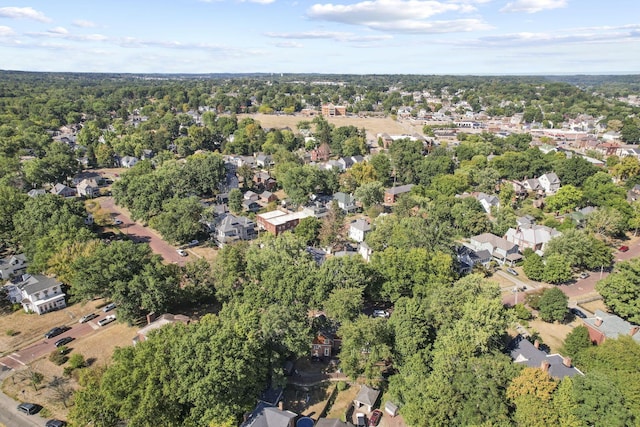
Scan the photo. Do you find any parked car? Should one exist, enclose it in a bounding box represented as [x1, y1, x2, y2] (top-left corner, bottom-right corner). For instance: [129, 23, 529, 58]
[506, 267, 519, 276]
[570, 308, 587, 319]
[619, 245, 630, 252]
[356, 413, 366, 427]
[54, 336, 74, 347]
[579, 272, 590, 279]
[188, 239, 199, 247]
[102, 303, 116, 312]
[373, 310, 389, 318]
[113, 218, 123, 225]
[44, 326, 69, 339]
[17, 402, 39, 415]
[46, 420, 67, 427]
[79, 313, 99, 323]
[176, 249, 188, 257]
[98, 315, 116, 326]
[368, 409, 382, 427]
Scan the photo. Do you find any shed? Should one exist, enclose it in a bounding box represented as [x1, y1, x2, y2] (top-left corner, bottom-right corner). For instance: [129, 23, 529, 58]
[353, 385, 380, 413]
[384, 402, 398, 417]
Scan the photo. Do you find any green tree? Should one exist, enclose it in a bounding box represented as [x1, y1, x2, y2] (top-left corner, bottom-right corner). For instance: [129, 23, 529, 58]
[507, 367, 560, 427]
[523, 252, 545, 281]
[294, 216, 320, 246]
[228, 188, 243, 215]
[149, 196, 204, 244]
[545, 229, 613, 270]
[339, 315, 393, 380]
[538, 287, 568, 322]
[545, 185, 584, 213]
[585, 207, 627, 239]
[596, 258, 640, 323]
[562, 326, 592, 360]
[323, 287, 364, 324]
[354, 180, 384, 209]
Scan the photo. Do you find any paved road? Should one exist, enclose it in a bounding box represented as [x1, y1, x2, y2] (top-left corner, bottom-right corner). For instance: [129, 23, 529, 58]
[0, 314, 118, 370]
[98, 197, 189, 266]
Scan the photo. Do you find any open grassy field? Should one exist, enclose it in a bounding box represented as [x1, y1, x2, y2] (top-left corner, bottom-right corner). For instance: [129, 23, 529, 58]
[236, 113, 424, 140]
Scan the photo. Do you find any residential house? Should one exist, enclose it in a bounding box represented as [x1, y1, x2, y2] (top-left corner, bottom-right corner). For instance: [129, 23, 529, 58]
[384, 184, 414, 204]
[51, 183, 76, 198]
[241, 406, 297, 427]
[476, 192, 500, 214]
[616, 146, 640, 158]
[214, 213, 257, 247]
[120, 156, 139, 168]
[602, 131, 622, 142]
[353, 385, 381, 413]
[133, 313, 190, 345]
[244, 190, 260, 202]
[506, 180, 528, 199]
[243, 200, 262, 213]
[254, 172, 277, 192]
[628, 185, 640, 203]
[256, 154, 273, 168]
[321, 103, 346, 117]
[523, 178, 542, 193]
[349, 219, 371, 243]
[257, 209, 312, 236]
[456, 246, 492, 274]
[378, 133, 393, 149]
[27, 189, 47, 197]
[358, 241, 373, 262]
[504, 224, 561, 255]
[0, 254, 28, 280]
[311, 331, 341, 359]
[468, 233, 521, 265]
[7, 274, 66, 314]
[316, 419, 354, 427]
[338, 157, 354, 170]
[302, 203, 329, 219]
[76, 178, 100, 198]
[509, 335, 583, 379]
[259, 191, 278, 205]
[333, 192, 357, 213]
[596, 142, 620, 157]
[538, 173, 561, 195]
[311, 143, 331, 162]
[582, 309, 640, 345]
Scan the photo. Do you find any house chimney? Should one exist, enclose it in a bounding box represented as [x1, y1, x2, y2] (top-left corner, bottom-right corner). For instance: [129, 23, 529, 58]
[278, 401, 284, 411]
[146, 312, 157, 325]
[595, 317, 603, 327]
[540, 361, 550, 372]
[562, 357, 572, 368]
[630, 326, 640, 336]
[534, 340, 540, 349]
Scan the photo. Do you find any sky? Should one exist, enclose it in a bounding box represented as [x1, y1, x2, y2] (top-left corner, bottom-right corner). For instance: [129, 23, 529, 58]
[0, 0, 639, 75]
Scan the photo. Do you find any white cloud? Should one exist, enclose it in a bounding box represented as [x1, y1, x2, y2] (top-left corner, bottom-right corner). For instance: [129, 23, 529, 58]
[470, 24, 640, 46]
[264, 30, 392, 42]
[73, 19, 97, 28]
[239, 0, 276, 3]
[0, 7, 51, 22]
[309, 0, 474, 23]
[48, 27, 69, 35]
[0, 25, 15, 36]
[274, 41, 304, 48]
[501, 0, 567, 13]
[306, 0, 491, 34]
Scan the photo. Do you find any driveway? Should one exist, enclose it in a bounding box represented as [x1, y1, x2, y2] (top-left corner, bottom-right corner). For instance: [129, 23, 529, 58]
[98, 197, 189, 266]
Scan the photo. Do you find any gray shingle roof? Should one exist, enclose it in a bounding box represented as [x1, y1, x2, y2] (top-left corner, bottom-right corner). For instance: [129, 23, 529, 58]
[509, 335, 583, 379]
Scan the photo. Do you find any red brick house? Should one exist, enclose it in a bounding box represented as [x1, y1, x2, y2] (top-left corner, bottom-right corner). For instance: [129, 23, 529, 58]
[311, 331, 342, 358]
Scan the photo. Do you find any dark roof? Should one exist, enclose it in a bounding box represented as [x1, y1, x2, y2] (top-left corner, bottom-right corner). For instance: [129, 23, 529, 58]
[509, 335, 583, 379]
[385, 184, 414, 195]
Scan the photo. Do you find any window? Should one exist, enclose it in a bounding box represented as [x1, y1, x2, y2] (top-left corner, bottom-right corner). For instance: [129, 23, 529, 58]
[324, 347, 330, 357]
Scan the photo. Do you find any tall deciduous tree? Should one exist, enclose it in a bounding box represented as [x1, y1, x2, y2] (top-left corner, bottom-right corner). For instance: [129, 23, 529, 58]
[596, 258, 640, 323]
[538, 287, 568, 322]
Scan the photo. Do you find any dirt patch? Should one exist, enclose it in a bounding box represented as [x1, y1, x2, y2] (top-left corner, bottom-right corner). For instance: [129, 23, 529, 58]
[236, 114, 423, 140]
[284, 383, 335, 420]
[527, 318, 574, 354]
[578, 300, 607, 316]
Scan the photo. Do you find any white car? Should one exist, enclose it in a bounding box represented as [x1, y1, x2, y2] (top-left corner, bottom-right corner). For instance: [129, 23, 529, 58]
[373, 309, 389, 318]
[176, 249, 187, 257]
[97, 315, 116, 326]
[79, 313, 99, 323]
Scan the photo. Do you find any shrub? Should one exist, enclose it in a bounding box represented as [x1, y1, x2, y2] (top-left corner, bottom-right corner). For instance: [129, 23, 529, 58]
[336, 381, 348, 392]
[513, 303, 532, 321]
[49, 350, 67, 366]
[6, 329, 16, 336]
[68, 354, 86, 370]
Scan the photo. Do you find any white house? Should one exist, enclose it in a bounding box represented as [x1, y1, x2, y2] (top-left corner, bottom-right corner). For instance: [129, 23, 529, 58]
[349, 219, 371, 243]
[120, 156, 139, 168]
[539, 173, 561, 195]
[5, 274, 66, 315]
[469, 233, 521, 265]
[76, 178, 100, 198]
[476, 192, 500, 214]
[504, 225, 561, 255]
[0, 254, 27, 280]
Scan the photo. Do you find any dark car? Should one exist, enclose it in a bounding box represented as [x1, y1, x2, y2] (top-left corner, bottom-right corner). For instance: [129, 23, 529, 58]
[368, 410, 382, 427]
[17, 402, 39, 415]
[55, 336, 74, 347]
[570, 308, 587, 319]
[44, 326, 68, 339]
[46, 420, 67, 427]
[356, 413, 366, 427]
[619, 245, 630, 252]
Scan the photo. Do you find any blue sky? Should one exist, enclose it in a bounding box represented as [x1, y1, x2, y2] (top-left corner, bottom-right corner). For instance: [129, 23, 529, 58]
[0, 0, 639, 74]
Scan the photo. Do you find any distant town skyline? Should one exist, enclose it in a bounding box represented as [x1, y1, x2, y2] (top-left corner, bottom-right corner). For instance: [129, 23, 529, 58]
[1, 0, 639, 75]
